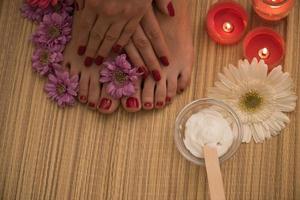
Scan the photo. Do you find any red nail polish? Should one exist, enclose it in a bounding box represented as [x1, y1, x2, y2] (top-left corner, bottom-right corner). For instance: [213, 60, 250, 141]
[79, 95, 87, 103]
[126, 97, 139, 108]
[166, 96, 171, 103]
[99, 98, 112, 110]
[95, 56, 104, 65]
[151, 70, 161, 81]
[137, 67, 149, 79]
[167, 2, 175, 17]
[88, 102, 96, 108]
[112, 44, 122, 54]
[84, 56, 94, 67]
[159, 56, 169, 66]
[156, 101, 164, 107]
[144, 102, 152, 108]
[77, 46, 86, 56]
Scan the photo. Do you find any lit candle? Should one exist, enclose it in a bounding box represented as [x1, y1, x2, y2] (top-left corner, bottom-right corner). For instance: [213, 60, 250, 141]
[252, 0, 294, 21]
[206, 1, 248, 45]
[243, 27, 285, 71]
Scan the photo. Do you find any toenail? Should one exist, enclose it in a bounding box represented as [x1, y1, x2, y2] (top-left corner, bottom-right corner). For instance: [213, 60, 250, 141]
[144, 102, 152, 108]
[112, 44, 122, 54]
[99, 98, 112, 110]
[88, 102, 96, 109]
[156, 101, 164, 107]
[79, 95, 87, 103]
[167, 2, 175, 17]
[151, 70, 161, 81]
[126, 97, 139, 108]
[95, 56, 104, 65]
[166, 96, 172, 103]
[159, 56, 170, 66]
[84, 56, 94, 67]
[77, 46, 86, 56]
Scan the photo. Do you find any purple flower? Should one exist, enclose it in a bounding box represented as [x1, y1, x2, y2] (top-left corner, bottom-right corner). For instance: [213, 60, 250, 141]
[100, 54, 142, 99]
[32, 12, 72, 52]
[20, 2, 53, 22]
[32, 48, 63, 75]
[52, 0, 74, 15]
[44, 70, 79, 107]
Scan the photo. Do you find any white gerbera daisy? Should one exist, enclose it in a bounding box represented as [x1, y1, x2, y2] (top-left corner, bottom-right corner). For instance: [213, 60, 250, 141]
[208, 58, 297, 143]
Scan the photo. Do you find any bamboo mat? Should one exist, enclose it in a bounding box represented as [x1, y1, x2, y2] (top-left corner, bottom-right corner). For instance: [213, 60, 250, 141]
[0, 0, 300, 199]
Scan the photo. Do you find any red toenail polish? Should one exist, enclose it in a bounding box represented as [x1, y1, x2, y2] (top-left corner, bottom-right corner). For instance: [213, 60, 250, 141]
[167, 2, 175, 17]
[126, 97, 139, 108]
[84, 56, 94, 67]
[144, 102, 152, 108]
[77, 46, 86, 56]
[95, 56, 104, 65]
[166, 96, 171, 103]
[79, 95, 87, 103]
[112, 44, 122, 54]
[88, 102, 96, 108]
[99, 98, 112, 110]
[151, 70, 161, 81]
[156, 101, 164, 107]
[159, 56, 170, 66]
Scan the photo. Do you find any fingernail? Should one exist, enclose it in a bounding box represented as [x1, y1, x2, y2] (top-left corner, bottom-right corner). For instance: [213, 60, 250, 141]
[156, 101, 164, 107]
[138, 67, 149, 79]
[126, 97, 139, 108]
[79, 95, 87, 103]
[112, 44, 122, 54]
[144, 102, 152, 108]
[167, 2, 175, 17]
[77, 46, 86, 56]
[166, 96, 171, 103]
[84, 56, 94, 67]
[88, 102, 96, 109]
[95, 56, 104, 65]
[159, 56, 169, 66]
[99, 98, 112, 110]
[151, 70, 161, 81]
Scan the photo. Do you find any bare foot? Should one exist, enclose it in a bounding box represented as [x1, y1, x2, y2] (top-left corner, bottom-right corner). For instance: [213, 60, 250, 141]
[122, 0, 194, 111]
[63, 1, 119, 114]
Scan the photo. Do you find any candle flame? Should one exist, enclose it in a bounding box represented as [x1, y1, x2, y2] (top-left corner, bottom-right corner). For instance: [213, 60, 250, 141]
[222, 22, 234, 33]
[258, 48, 270, 59]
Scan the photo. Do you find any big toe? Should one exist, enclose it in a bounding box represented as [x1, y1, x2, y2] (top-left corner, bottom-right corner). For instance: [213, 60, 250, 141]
[121, 78, 142, 112]
[97, 84, 120, 114]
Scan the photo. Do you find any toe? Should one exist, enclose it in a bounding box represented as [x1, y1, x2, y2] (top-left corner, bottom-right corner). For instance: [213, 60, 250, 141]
[177, 68, 191, 93]
[166, 74, 177, 104]
[121, 78, 142, 112]
[97, 84, 120, 114]
[78, 72, 89, 104]
[142, 77, 155, 110]
[154, 77, 167, 109]
[87, 67, 101, 110]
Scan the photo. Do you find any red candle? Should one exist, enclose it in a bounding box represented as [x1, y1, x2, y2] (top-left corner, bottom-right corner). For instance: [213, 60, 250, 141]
[252, 0, 295, 21]
[206, 1, 248, 45]
[243, 27, 285, 70]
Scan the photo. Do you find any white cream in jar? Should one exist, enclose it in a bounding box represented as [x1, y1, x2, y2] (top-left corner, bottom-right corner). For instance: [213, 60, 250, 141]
[183, 108, 233, 158]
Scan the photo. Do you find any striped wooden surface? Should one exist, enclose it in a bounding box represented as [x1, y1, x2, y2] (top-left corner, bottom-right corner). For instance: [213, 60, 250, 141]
[0, 0, 299, 199]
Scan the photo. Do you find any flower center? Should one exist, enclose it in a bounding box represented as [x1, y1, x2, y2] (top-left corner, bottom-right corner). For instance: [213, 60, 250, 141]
[113, 70, 127, 84]
[40, 51, 49, 64]
[56, 84, 66, 95]
[239, 90, 264, 112]
[48, 26, 60, 38]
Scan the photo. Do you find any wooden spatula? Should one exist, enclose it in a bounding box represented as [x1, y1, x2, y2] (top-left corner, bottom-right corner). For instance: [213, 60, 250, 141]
[203, 145, 226, 200]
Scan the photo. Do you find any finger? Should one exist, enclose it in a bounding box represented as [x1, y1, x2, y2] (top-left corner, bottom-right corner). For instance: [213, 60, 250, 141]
[133, 25, 162, 82]
[154, 0, 175, 17]
[141, 8, 170, 67]
[84, 18, 110, 67]
[114, 18, 140, 53]
[76, 8, 97, 56]
[97, 22, 125, 59]
[125, 39, 149, 79]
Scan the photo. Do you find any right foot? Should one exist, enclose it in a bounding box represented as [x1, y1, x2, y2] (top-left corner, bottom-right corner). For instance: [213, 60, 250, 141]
[63, 1, 120, 114]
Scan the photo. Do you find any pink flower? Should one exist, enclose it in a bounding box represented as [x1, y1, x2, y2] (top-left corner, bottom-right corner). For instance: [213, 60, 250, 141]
[44, 70, 79, 107]
[100, 54, 142, 99]
[27, 0, 58, 9]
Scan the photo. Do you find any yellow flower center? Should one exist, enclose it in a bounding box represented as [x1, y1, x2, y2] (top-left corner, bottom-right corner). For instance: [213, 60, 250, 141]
[40, 51, 49, 64]
[48, 26, 60, 38]
[114, 70, 127, 84]
[239, 90, 263, 112]
[56, 84, 66, 95]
